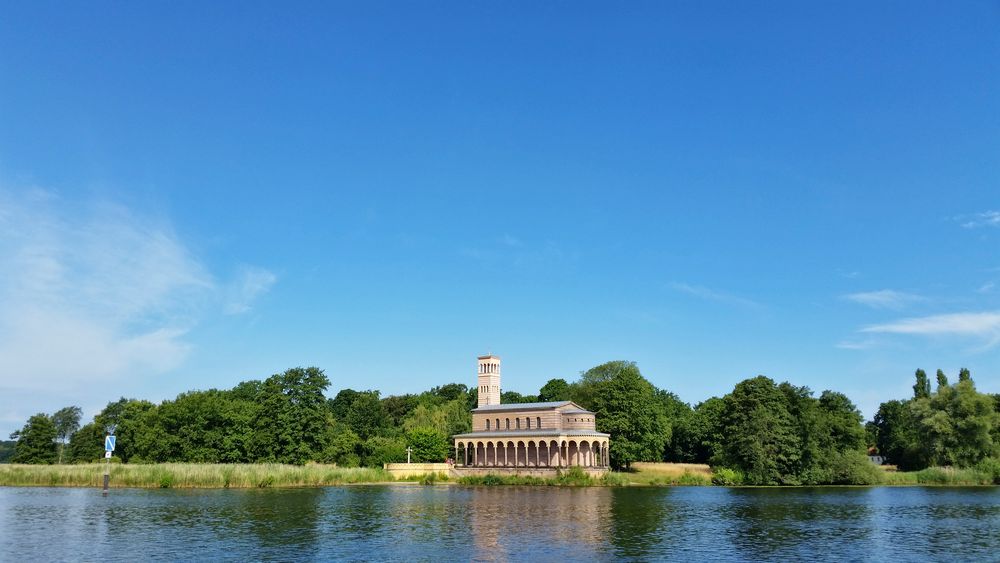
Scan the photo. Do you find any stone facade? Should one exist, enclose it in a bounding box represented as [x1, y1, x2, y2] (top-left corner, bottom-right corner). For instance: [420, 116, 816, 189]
[453, 355, 610, 472]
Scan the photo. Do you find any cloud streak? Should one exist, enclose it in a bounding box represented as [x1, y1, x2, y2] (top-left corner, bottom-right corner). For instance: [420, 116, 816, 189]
[861, 311, 1000, 348]
[0, 188, 277, 396]
[670, 282, 762, 309]
[960, 210, 1000, 229]
[843, 289, 924, 310]
[225, 266, 277, 315]
[0, 189, 212, 390]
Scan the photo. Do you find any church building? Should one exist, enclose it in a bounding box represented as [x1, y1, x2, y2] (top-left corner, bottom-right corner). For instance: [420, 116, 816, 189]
[453, 355, 610, 473]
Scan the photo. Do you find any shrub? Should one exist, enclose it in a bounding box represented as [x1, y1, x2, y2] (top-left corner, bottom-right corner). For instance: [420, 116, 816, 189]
[711, 467, 744, 486]
[975, 457, 1000, 485]
[677, 471, 711, 486]
[601, 472, 630, 486]
[826, 451, 882, 485]
[554, 466, 593, 486]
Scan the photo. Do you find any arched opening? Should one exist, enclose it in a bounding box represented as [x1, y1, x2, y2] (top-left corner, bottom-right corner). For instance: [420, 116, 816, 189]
[506, 441, 515, 466]
[526, 418, 531, 429]
[495, 418, 500, 430]
[536, 416, 541, 429]
[516, 419, 521, 430]
[486, 419, 491, 431]
[505, 418, 510, 430]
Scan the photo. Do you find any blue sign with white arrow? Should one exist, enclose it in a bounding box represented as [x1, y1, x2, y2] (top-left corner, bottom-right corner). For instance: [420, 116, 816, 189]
[105, 435, 116, 452]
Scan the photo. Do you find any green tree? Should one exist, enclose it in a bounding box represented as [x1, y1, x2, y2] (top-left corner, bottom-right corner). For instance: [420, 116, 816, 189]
[361, 435, 406, 467]
[500, 391, 539, 404]
[254, 367, 333, 464]
[911, 372, 998, 467]
[321, 422, 361, 467]
[681, 397, 726, 464]
[0, 440, 15, 463]
[872, 399, 923, 470]
[109, 399, 156, 463]
[655, 389, 694, 462]
[430, 383, 468, 402]
[935, 369, 949, 389]
[382, 394, 420, 428]
[720, 376, 801, 485]
[405, 427, 450, 462]
[913, 369, 931, 399]
[52, 406, 82, 464]
[67, 421, 106, 463]
[538, 379, 572, 402]
[958, 367, 971, 382]
[579, 361, 669, 469]
[11, 414, 58, 464]
[343, 391, 388, 440]
[403, 399, 471, 437]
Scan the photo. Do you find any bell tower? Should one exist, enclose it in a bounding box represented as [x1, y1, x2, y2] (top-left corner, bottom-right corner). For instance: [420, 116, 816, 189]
[477, 354, 501, 407]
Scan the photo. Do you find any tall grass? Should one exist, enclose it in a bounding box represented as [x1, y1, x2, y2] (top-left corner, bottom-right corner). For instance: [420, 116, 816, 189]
[0, 463, 391, 488]
[458, 467, 602, 487]
[876, 466, 995, 486]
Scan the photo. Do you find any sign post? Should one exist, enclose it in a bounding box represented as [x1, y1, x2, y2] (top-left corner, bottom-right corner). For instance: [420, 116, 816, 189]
[406, 447, 413, 464]
[103, 435, 116, 496]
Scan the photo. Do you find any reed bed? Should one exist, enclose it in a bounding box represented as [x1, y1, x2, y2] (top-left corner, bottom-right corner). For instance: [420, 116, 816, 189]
[629, 462, 713, 485]
[0, 463, 392, 488]
[876, 466, 996, 486]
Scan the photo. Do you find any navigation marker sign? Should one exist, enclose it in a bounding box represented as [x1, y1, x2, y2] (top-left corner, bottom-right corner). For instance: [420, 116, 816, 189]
[105, 435, 116, 452]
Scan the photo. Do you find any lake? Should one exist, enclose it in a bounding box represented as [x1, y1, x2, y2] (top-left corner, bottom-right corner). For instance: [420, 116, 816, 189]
[1, 485, 998, 561]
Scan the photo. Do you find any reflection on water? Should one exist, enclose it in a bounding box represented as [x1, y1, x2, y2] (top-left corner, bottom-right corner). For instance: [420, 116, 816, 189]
[1, 485, 998, 561]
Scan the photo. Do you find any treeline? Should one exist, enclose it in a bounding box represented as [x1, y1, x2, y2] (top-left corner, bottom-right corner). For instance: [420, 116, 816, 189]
[7, 362, 999, 485]
[868, 369, 1000, 471]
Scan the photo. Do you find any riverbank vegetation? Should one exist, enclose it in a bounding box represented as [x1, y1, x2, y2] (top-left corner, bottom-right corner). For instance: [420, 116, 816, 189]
[0, 463, 390, 488]
[6, 362, 999, 487]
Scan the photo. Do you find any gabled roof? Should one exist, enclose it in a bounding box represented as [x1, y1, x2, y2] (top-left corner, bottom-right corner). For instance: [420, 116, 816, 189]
[472, 401, 593, 414]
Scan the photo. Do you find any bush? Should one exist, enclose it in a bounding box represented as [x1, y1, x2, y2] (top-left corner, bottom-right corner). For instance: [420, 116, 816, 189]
[601, 472, 630, 486]
[826, 451, 882, 485]
[711, 467, 744, 486]
[676, 471, 711, 486]
[554, 466, 593, 486]
[974, 458, 1000, 484]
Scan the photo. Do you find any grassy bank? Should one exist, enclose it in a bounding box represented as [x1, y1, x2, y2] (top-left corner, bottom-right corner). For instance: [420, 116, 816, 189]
[456, 464, 709, 487]
[457, 466, 623, 487]
[2, 462, 996, 489]
[0, 463, 391, 488]
[876, 466, 997, 486]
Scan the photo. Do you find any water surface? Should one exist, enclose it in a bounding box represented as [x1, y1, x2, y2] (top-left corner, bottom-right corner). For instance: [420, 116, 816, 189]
[1, 486, 997, 561]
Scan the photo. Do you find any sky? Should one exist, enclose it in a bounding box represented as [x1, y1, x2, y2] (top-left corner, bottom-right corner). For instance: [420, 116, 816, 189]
[1, 2, 998, 436]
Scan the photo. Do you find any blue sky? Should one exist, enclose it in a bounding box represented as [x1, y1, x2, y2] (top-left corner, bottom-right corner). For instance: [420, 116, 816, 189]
[1, 2, 998, 435]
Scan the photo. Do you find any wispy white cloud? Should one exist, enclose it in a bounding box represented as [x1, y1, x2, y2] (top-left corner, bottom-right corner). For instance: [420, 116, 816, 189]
[669, 282, 762, 309]
[843, 289, 925, 310]
[959, 210, 1000, 229]
[0, 189, 213, 392]
[0, 186, 277, 423]
[861, 311, 1000, 348]
[977, 282, 995, 294]
[224, 266, 277, 315]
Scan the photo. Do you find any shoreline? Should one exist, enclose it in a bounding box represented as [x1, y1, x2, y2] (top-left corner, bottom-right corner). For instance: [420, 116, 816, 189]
[1, 462, 996, 489]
